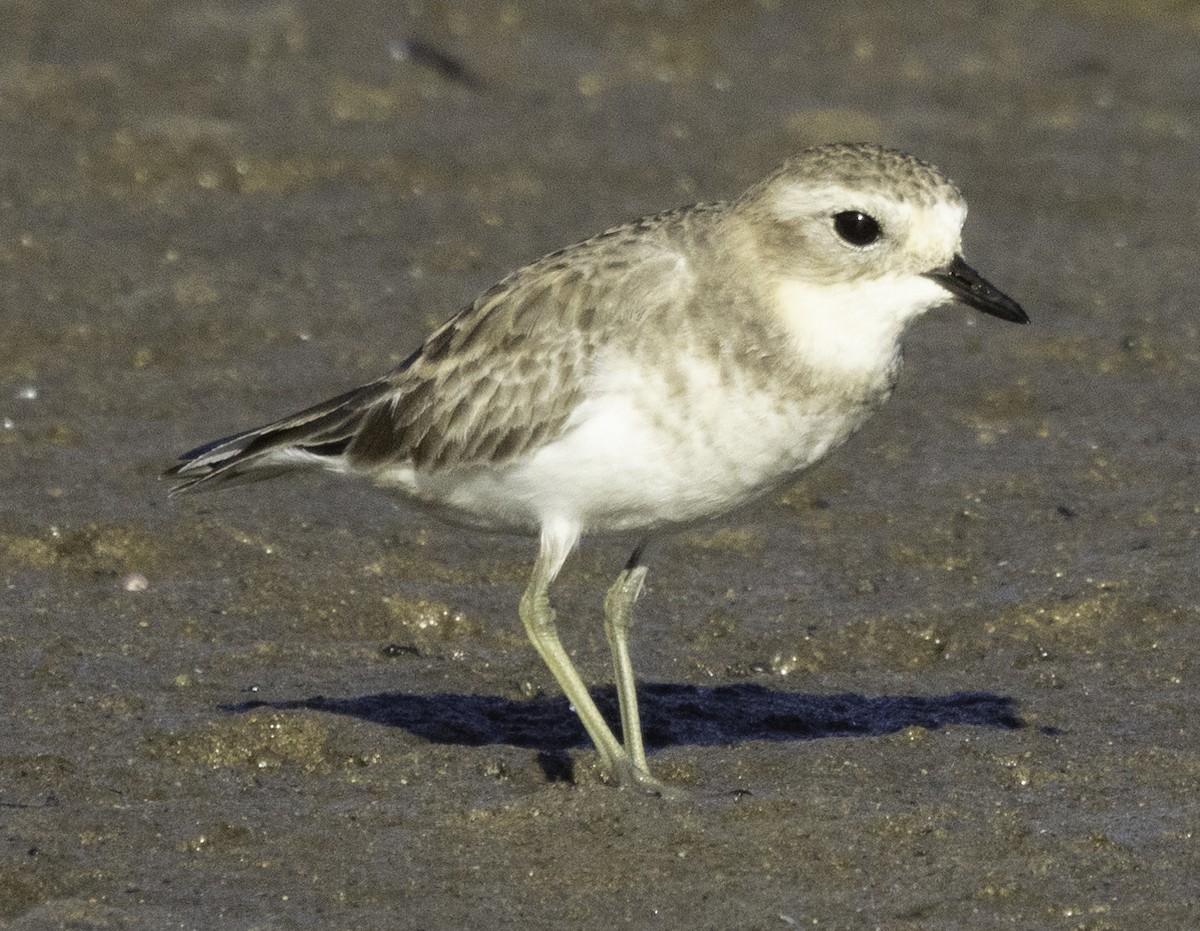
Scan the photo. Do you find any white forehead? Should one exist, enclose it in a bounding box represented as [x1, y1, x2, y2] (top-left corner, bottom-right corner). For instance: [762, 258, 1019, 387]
[770, 181, 965, 225]
[770, 181, 968, 259]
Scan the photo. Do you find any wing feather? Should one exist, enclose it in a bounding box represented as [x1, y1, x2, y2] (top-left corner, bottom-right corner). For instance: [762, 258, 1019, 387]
[167, 217, 700, 495]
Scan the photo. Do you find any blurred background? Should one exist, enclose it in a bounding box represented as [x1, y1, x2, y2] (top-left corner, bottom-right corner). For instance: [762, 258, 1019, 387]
[1, 3, 1197, 929]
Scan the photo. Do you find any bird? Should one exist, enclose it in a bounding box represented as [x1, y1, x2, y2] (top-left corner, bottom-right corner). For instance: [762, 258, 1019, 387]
[167, 143, 1028, 795]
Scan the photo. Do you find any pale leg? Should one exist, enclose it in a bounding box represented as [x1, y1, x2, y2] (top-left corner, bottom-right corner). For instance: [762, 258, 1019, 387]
[519, 550, 626, 770]
[518, 526, 670, 793]
[603, 551, 649, 771]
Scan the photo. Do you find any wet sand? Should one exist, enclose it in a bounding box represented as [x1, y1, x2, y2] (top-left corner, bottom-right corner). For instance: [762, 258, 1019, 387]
[2, 2, 1198, 928]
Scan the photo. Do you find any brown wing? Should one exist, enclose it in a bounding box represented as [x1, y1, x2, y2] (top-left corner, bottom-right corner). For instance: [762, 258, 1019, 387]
[346, 260, 602, 470]
[166, 228, 697, 493]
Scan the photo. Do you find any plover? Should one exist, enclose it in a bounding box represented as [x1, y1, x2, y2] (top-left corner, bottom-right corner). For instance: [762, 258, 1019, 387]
[167, 143, 1028, 794]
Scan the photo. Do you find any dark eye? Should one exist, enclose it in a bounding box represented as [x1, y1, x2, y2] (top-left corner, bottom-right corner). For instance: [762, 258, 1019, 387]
[833, 210, 882, 247]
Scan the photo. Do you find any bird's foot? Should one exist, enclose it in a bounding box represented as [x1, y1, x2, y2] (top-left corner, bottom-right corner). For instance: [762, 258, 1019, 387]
[604, 755, 685, 800]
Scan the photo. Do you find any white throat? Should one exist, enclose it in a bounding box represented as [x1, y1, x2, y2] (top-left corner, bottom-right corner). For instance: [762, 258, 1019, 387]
[774, 273, 949, 377]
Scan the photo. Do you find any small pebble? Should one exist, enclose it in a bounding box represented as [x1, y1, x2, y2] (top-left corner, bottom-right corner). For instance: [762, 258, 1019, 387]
[122, 573, 149, 592]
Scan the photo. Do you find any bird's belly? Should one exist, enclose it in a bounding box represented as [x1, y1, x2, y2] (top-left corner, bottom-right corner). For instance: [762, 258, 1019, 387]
[383, 381, 871, 535]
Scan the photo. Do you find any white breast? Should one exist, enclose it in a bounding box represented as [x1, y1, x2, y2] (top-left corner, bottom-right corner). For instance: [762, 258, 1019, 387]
[389, 346, 872, 536]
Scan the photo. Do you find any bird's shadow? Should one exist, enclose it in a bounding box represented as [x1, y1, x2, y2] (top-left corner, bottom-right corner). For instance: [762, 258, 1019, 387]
[223, 683, 1026, 782]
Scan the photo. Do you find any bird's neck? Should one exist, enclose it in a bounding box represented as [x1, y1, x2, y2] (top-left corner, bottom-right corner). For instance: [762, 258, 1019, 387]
[771, 275, 924, 390]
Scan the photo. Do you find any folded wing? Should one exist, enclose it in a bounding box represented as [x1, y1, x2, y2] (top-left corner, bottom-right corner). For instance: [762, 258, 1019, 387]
[166, 229, 696, 495]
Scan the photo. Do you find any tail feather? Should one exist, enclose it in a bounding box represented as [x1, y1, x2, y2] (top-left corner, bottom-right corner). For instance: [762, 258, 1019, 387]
[165, 380, 393, 495]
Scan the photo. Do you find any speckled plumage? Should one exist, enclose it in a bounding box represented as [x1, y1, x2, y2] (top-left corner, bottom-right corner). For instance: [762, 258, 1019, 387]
[168, 143, 1027, 792]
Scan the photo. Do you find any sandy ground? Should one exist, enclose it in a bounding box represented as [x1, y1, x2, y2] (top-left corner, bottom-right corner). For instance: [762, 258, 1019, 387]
[2, 2, 1198, 928]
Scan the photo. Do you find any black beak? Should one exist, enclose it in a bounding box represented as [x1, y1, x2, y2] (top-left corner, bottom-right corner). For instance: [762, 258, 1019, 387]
[925, 254, 1029, 324]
